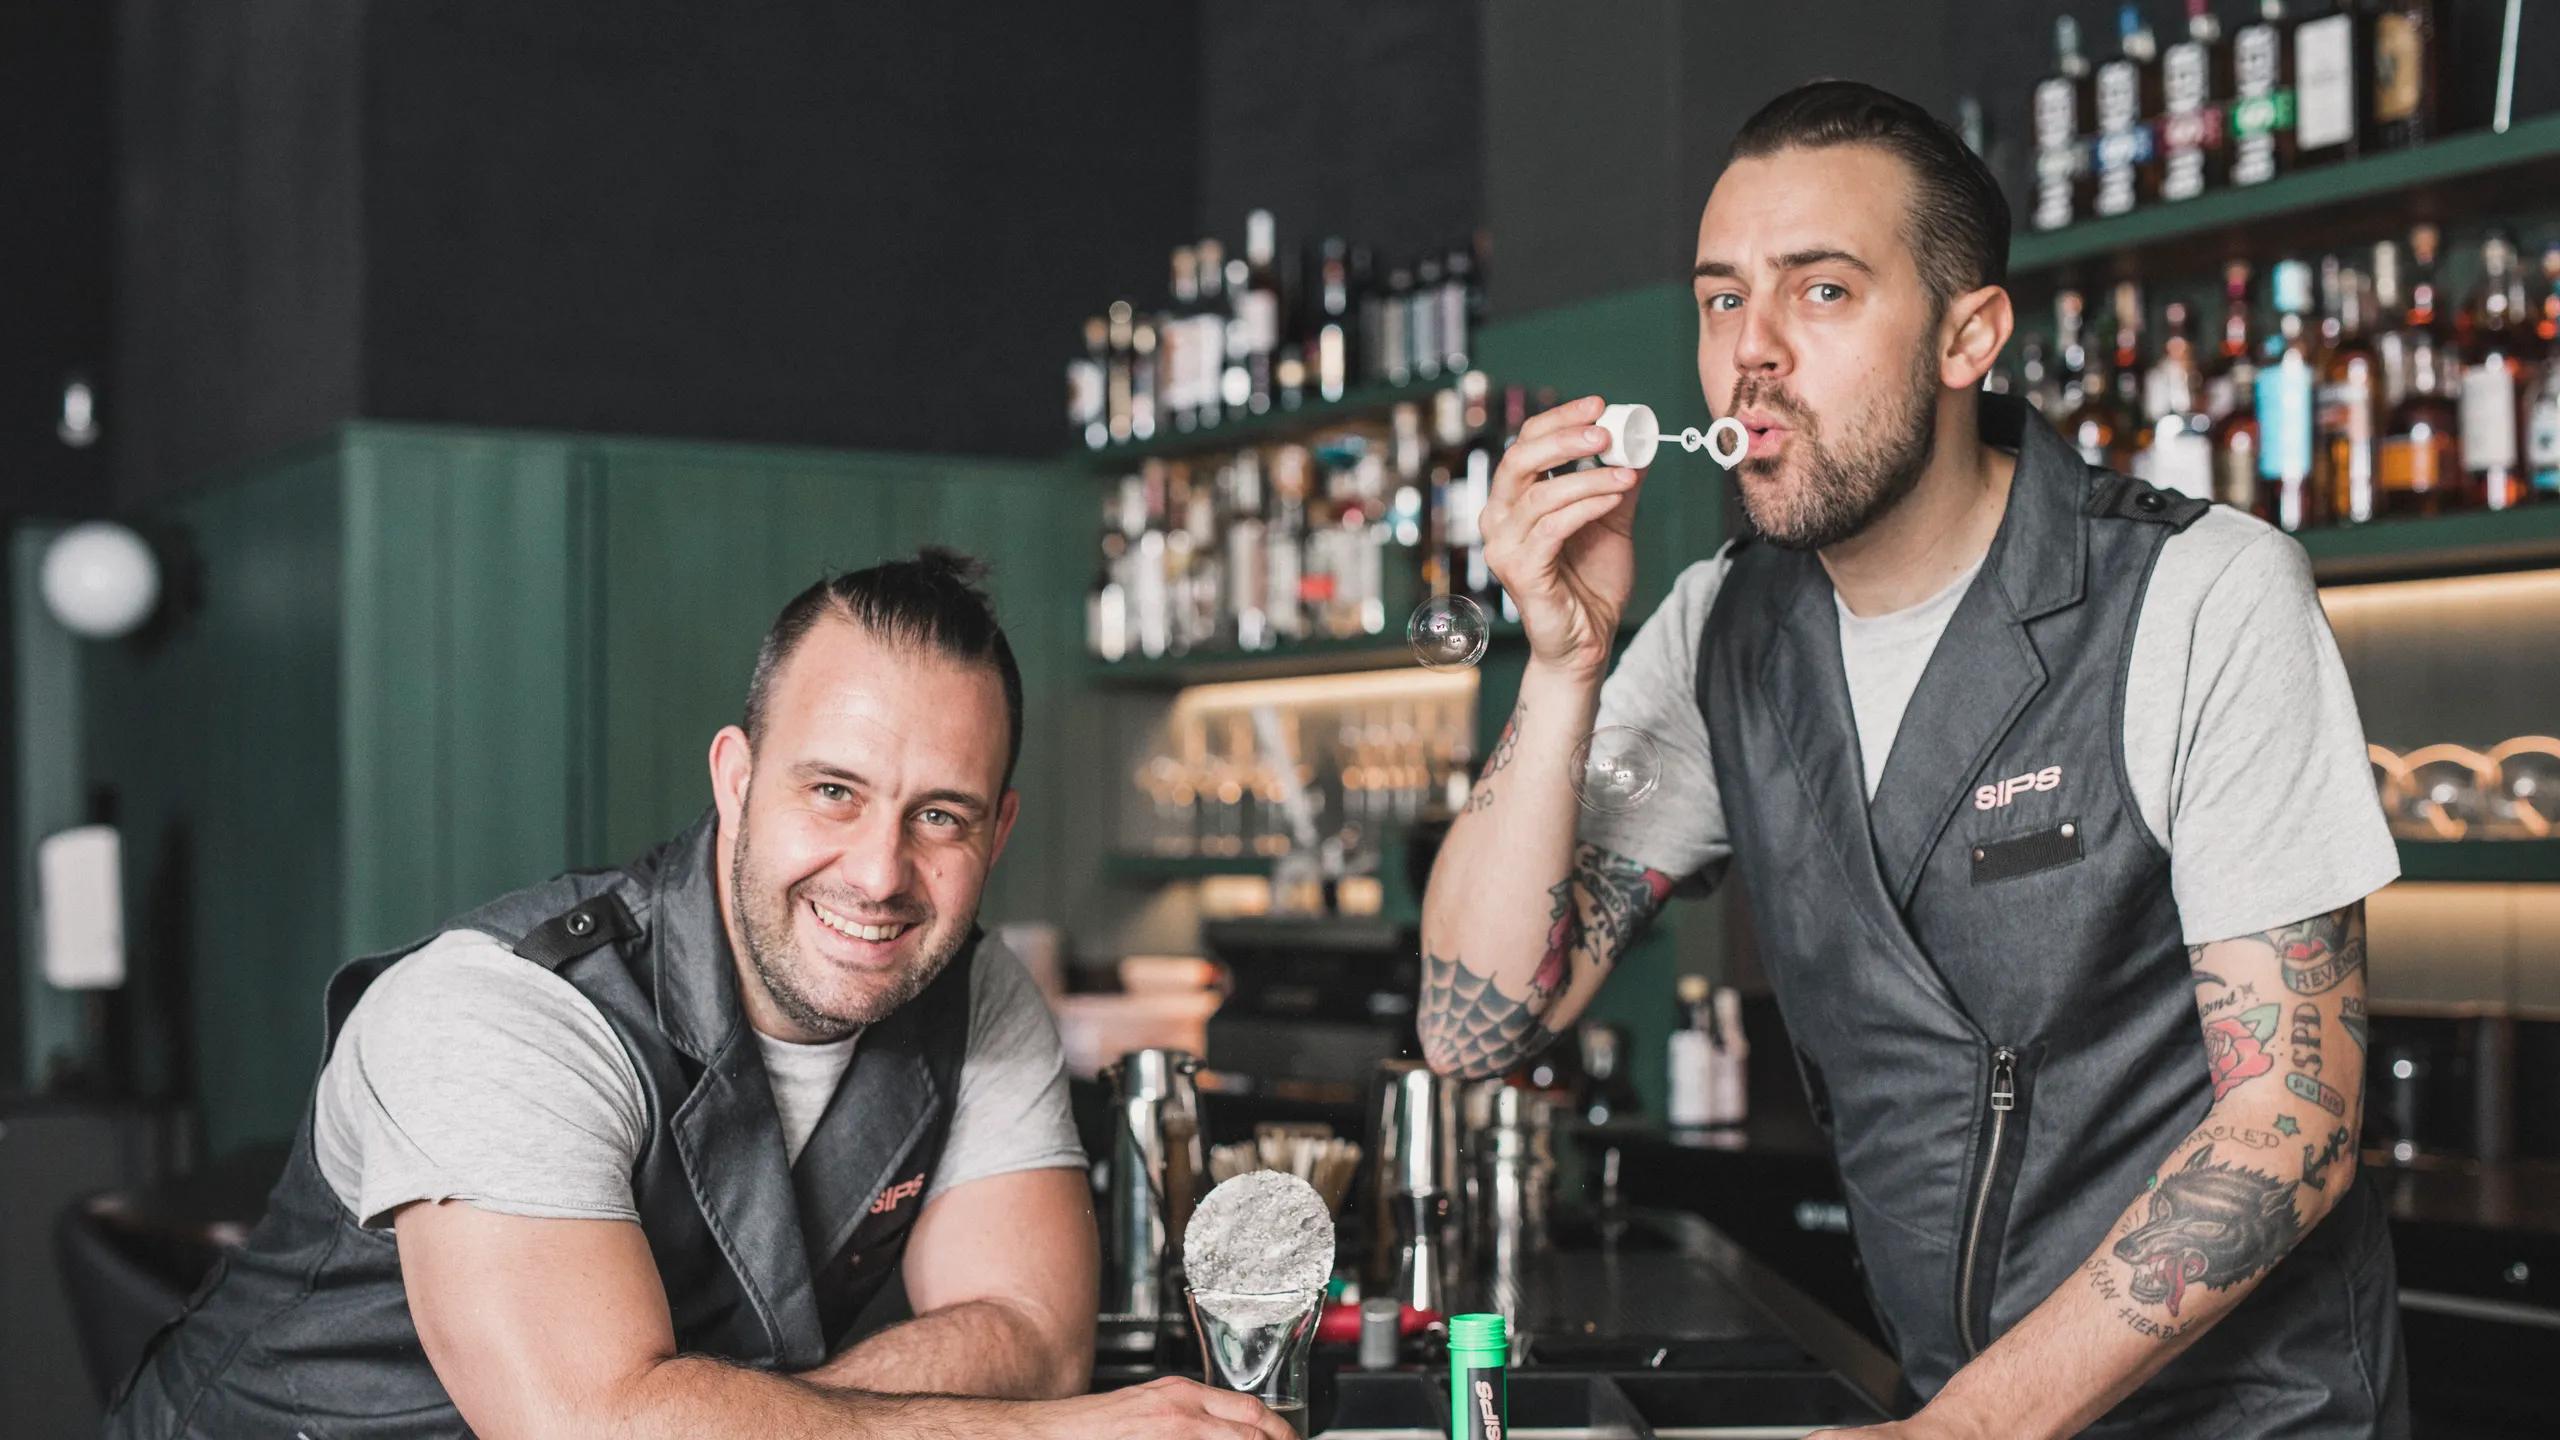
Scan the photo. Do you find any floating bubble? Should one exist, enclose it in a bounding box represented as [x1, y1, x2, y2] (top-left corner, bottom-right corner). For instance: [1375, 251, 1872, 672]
[1571, 726, 1663, 814]
[1408, 594, 1490, 670]
[1674, 416, 1750, 467]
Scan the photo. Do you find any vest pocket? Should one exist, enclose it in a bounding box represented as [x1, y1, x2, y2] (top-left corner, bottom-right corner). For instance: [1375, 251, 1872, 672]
[1967, 820, 2084, 884]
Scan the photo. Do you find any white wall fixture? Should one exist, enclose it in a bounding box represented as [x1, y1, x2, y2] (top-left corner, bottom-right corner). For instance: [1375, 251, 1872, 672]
[39, 521, 160, 640]
[38, 824, 124, 990]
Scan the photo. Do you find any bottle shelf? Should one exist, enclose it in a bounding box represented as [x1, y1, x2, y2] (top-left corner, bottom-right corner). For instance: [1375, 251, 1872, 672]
[1068, 379, 1458, 466]
[2301, 504, 2560, 585]
[1086, 619, 1529, 688]
[2394, 838, 2560, 884]
[2008, 112, 2560, 282]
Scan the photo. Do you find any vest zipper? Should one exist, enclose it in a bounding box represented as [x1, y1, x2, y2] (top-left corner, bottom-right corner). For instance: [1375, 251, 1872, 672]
[1957, 1045, 2018, 1357]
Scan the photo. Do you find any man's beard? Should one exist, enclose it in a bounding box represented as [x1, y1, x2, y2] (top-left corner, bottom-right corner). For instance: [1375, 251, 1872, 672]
[730, 794, 965, 1038]
[1733, 337, 1941, 552]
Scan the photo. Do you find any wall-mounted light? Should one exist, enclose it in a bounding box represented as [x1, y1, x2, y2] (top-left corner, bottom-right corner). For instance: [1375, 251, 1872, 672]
[40, 521, 161, 640]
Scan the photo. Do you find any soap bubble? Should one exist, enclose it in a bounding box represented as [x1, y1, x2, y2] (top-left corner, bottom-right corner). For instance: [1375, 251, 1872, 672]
[1675, 417, 1750, 467]
[1408, 594, 1489, 670]
[1571, 726, 1663, 814]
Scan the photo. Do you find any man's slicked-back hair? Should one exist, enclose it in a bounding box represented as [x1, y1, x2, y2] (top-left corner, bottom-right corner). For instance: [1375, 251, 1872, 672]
[1730, 80, 2010, 313]
[744, 547, 1025, 791]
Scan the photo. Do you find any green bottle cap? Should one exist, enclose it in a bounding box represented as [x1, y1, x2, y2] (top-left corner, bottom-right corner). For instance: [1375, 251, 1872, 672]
[1448, 1312, 1508, 1354]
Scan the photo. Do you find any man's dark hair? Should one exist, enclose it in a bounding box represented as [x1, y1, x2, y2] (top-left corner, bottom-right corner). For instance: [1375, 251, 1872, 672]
[1730, 80, 2010, 313]
[744, 547, 1025, 791]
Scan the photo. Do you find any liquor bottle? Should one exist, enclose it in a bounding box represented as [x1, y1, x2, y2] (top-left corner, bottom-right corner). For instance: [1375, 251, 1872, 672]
[2369, 0, 2439, 150]
[2291, 0, 2364, 167]
[2318, 261, 2384, 523]
[1439, 242, 1478, 375]
[2459, 230, 2534, 511]
[2031, 16, 2097, 232]
[1408, 255, 1445, 383]
[2209, 262, 2267, 515]
[2371, 238, 2411, 406]
[2111, 280, 2151, 467]
[2094, 4, 2162, 218]
[2066, 315, 2134, 470]
[1129, 312, 1160, 443]
[1236, 210, 1282, 415]
[1225, 450, 1272, 650]
[2161, 0, 2230, 202]
[2230, 2, 2298, 186]
[1380, 265, 1414, 385]
[2530, 242, 2560, 503]
[1194, 240, 1228, 430]
[1165, 247, 1201, 432]
[2258, 258, 2321, 530]
[1668, 976, 1716, 1128]
[2379, 227, 2462, 518]
[1070, 315, 1108, 449]
[1105, 301, 1135, 445]
[1312, 237, 1357, 403]
[2146, 300, 2215, 500]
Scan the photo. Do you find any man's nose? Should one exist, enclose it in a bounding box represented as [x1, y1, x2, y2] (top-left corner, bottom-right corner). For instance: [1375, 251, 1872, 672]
[829, 806, 912, 905]
[1731, 295, 1791, 380]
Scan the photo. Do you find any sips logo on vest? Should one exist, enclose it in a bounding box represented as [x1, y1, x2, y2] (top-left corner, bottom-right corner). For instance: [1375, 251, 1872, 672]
[870, 1173, 926, 1215]
[1975, 766, 2063, 810]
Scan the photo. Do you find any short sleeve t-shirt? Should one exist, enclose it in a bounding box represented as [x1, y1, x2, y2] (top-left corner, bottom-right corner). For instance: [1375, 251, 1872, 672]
[1581, 503, 2400, 945]
[313, 930, 1085, 1229]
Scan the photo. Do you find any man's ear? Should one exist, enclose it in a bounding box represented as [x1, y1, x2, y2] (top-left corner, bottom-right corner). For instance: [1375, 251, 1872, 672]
[1940, 283, 2016, 391]
[709, 725, 753, 830]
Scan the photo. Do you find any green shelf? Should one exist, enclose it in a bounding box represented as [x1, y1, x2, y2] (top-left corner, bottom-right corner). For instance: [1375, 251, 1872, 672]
[1069, 379, 1456, 466]
[1102, 852, 1275, 881]
[2395, 839, 2560, 884]
[2008, 112, 2560, 280]
[2299, 505, 2560, 585]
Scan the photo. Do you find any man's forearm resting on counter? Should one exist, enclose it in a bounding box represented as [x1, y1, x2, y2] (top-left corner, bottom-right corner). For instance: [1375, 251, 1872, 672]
[1417, 661, 1675, 1079]
[1881, 904, 2371, 1440]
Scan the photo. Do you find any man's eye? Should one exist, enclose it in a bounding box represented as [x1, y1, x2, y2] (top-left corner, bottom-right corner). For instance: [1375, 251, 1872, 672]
[919, 808, 959, 829]
[815, 783, 852, 803]
[1808, 283, 1848, 303]
[1703, 292, 1742, 314]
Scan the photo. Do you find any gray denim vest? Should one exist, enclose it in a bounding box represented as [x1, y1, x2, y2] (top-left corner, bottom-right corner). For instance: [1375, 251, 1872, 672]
[1698, 396, 2406, 1437]
[105, 808, 976, 1439]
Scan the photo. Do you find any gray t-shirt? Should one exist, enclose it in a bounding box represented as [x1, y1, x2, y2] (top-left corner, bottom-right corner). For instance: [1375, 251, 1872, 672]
[314, 929, 1085, 1229]
[1585, 503, 2401, 945]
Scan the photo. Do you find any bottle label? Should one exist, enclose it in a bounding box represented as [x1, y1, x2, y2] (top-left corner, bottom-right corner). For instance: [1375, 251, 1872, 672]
[2150, 427, 2215, 501]
[2032, 77, 2078, 152]
[2093, 62, 2150, 217]
[2161, 43, 2217, 201]
[2375, 13, 2423, 124]
[2294, 15, 2356, 151]
[2257, 357, 2315, 482]
[2528, 384, 2560, 492]
[2461, 366, 2520, 470]
[2032, 76, 2082, 231]
[2213, 436, 2260, 510]
[1237, 292, 1280, 358]
[2380, 433, 2454, 495]
[1462, 1367, 1508, 1440]
[1068, 359, 1104, 426]
[2230, 25, 2289, 184]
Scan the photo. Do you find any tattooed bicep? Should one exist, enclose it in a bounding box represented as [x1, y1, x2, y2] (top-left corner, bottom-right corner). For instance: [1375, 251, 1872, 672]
[2187, 902, 2368, 1107]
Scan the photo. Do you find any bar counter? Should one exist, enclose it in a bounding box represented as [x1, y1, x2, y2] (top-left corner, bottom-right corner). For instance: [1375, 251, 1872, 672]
[1103, 1206, 1902, 1438]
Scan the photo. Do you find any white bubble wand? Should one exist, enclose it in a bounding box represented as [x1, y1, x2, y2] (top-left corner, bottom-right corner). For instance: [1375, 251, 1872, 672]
[1597, 404, 1747, 469]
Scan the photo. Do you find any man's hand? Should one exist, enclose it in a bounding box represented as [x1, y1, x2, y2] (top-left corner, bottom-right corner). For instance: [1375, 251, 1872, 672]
[1025, 1376, 1298, 1440]
[1480, 393, 1645, 682]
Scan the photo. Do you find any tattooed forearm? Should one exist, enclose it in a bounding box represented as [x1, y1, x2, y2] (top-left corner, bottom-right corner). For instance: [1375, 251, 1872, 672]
[1417, 949, 1558, 1078]
[1463, 708, 1524, 814]
[1571, 843, 1675, 967]
[2107, 1146, 2299, 1322]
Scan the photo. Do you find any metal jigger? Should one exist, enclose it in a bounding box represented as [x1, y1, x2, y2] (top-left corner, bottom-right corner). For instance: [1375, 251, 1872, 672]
[1187, 1287, 1321, 1436]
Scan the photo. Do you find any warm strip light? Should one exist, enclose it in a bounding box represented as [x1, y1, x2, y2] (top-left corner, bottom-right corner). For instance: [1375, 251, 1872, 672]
[2320, 567, 2560, 616]
[1170, 666, 1476, 717]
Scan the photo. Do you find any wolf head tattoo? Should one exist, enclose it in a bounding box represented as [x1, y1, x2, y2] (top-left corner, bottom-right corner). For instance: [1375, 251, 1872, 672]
[2111, 1144, 2299, 1317]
